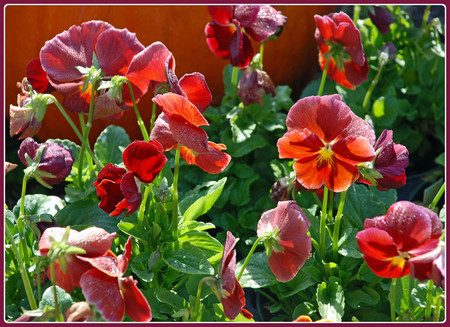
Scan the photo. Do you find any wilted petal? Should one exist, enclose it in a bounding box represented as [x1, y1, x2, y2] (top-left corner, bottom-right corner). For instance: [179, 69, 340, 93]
[80, 269, 125, 321]
[92, 93, 128, 120]
[120, 276, 152, 322]
[9, 104, 42, 139]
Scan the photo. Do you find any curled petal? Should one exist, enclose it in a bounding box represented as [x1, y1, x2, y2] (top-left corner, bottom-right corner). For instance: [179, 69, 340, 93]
[9, 104, 42, 140]
[181, 142, 231, 174]
[77, 251, 121, 277]
[92, 93, 128, 121]
[153, 93, 208, 126]
[120, 276, 152, 322]
[222, 279, 253, 321]
[220, 231, 237, 294]
[229, 28, 254, 68]
[80, 269, 125, 321]
[68, 227, 117, 257]
[118, 237, 133, 274]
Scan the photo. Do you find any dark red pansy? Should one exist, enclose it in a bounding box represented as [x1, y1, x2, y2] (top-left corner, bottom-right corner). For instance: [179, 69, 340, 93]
[79, 237, 151, 322]
[219, 231, 253, 320]
[26, 58, 55, 94]
[314, 12, 369, 89]
[368, 6, 394, 34]
[356, 201, 443, 279]
[277, 95, 375, 192]
[257, 201, 311, 282]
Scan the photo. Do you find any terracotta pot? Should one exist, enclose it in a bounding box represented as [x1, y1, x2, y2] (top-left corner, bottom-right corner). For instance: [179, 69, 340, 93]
[5, 5, 334, 144]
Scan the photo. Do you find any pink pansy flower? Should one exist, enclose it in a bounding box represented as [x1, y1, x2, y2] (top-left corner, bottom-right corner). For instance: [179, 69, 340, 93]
[94, 140, 167, 216]
[38, 227, 116, 292]
[277, 95, 375, 192]
[79, 237, 152, 322]
[314, 12, 369, 89]
[40, 20, 172, 119]
[257, 201, 311, 282]
[205, 5, 286, 68]
[219, 231, 253, 320]
[356, 201, 443, 279]
[358, 129, 409, 191]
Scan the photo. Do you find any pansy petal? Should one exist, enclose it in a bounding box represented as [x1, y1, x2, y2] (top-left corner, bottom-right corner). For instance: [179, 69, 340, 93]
[356, 228, 400, 260]
[208, 5, 234, 24]
[39, 227, 75, 256]
[95, 28, 144, 76]
[77, 253, 121, 277]
[362, 254, 410, 278]
[179, 73, 212, 112]
[125, 41, 174, 103]
[222, 279, 252, 320]
[118, 237, 133, 274]
[122, 140, 167, 183]
[150, 114, 178, 151]
[95, 179, 125, 215]
[49, 255, 93, 292]
[120, 171, 141, 216]
[120, 276, 152, 322]
[80, 269, 125, 321]
[168, 114, 209, 153]
[184, 142, 231, 174]
[93, 93, 128, 121]
[68, 227, 116, 257]
[244, 5, 280, 41]
[205, 22, 234, 60]
[234, 5, 260, 27]
[153, 93, 208, 126]
[229, 29, 254, 68]
[60, 86, 92, 114]
[26, 58, 54, 93]
[343, 58, 369, 87]
[332, 136, 375, 164]
[220, 231, 237, 294]
[277, 129, 323, 160]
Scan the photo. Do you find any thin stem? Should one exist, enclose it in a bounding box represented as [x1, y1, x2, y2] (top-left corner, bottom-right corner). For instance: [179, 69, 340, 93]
[434, 295, 443, 322]
[138, 185, 151, 228]
[259, 42, 265, 68]
[421, 5, 431, 29]
[327, 190, 334, 222]
[362, 64, 384, 113]
[317, 55, 331, 96]
[429, 182, 445, 210]
[231, 66, 239, 100]
[50, 262, 62, 322]
[332, 190, 348, 262]
[150, 101, 157, 136]
[172, 145, 181, 240]
[319, 186, 329, 260]
[390, 278, 397, 322]
[237, 235, 265, 281]
[192, 277, 208, 321]
[5, 222, 37, 310]
[353, 5, 361, 24]
[49, 95, 103, 169]
[19, 174, 30, 264]
[127, 81, 149, 142]
[425, 279, 434, 319]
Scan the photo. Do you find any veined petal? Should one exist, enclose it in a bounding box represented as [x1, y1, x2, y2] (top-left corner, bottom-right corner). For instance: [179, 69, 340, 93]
[179, 73, 212, 112]
[95, 28, 144, 76]
[356, 228, 400, 260]
[49, 255, 93, 292]
[332, 136, 375, 164]
[122, 140, 167, 184]
[120, 276, 152, 322]
[277, 129, 323, 160]
[168, 114, 209, 153]
[120, 171, 141, 216]
[150, 114, 178, 151]
[153, 93, 208, 127]
[362, 254, 410, 278]
[80, 269, 125, 321]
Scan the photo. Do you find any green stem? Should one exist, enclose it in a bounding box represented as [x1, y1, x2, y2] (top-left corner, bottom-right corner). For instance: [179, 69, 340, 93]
[362, 64, 384, 113]
[259, 42, 265, 68]
[172, 146, 181, 240]
[425, 279, 434, 319]
[327, 190, 334, 222]
[429, 182, 445, 210]
[5, 222, 37, 310]
[390, 278, 397, 322]
[150, 101, 157, 136]
[81, 82, 96, 173]
[50, 262, 62, 322]
[19, 174, 30, 264]
[127, 81, 149, 142]
[317, 55, 331, 96]
[49, 95, 102, 169]
[319, 186, 329, 260]
[332, 190, 348, 262]
[434, 295, 443, 322]
[191, 277, 209, 321]
[237, 235, 265, 281]
[421, 5, 431, 29]
[138, 185, 151, 228]
[231, 66, 239, 100]
[353, 5, 361, 24]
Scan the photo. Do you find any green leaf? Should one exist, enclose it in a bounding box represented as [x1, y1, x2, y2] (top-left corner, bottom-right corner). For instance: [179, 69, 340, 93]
[229, 174, 259, 206]
[162, 241, 214, 275]
[316, 281, 345, 322]
[372, 96, 398, 128]
[156, 289, 187, 310]
[13, 194, 65, 218]
[277, 260, 322, 298]
[179, 230, 223, 264]
[55, 198, 121, 233]
[423, 178, 444, 206]
[94, 125, 130, 165]
[117, 221, 148, 242]
[39, 285, 73, 314]
[236, 251, 277, 288]
[182, 177, 227, 221]
[346, 286, 380, 309]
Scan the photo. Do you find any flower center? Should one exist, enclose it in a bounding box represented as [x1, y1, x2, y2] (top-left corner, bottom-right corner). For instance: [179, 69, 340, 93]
[390, 255, 407, 269]
[317, 144, 334, 165]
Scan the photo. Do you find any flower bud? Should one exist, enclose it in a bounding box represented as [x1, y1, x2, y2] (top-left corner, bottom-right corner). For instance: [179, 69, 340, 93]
[65, 302, 93, 322]
[18, 137, 74, 187]
[368, 6, 394, 34]
[238, 67, 276, 106]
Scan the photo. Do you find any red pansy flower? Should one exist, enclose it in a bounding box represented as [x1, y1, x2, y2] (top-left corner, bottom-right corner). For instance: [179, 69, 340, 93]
[94, 140, 167, 216]
[38, 227, 116, 292]
[257, 201, 311, 282]
[277, 95, 375, 193]
[79, 237, 151, 322]
[219, 231, 253, 320]
[358, 129, 409, 191]
[356, 201, 443, 279]
[40, 20, 172, 119]
[205, 5, 286, 68]
[26, 58, 55, 94]
[314, 12, 369, 89]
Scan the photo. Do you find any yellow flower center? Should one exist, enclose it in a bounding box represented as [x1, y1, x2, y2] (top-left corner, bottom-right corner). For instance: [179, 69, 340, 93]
[317, 144, 334, 165]
[390, 255, 407, 269]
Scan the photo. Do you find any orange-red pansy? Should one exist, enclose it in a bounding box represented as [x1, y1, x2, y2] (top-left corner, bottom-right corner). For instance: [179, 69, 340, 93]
[277, 94, 375, 193]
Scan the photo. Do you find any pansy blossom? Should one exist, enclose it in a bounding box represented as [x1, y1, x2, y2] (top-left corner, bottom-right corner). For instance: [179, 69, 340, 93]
[219, 231, 253, 320]
[38, 227, 116, 292]
[40, 20, 172, 119]
[314, 12, 369, 89]
[94, 140, 167, 216]
[356, 201, 443, 279]
[358, 129, 409, 191]
[205, 5, 286, 68]
[277, 95, 375, 193]
[79, 237, 152, 322]
[257, 201, 311, 282]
